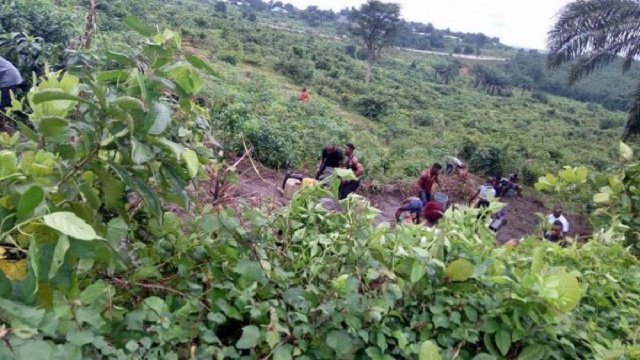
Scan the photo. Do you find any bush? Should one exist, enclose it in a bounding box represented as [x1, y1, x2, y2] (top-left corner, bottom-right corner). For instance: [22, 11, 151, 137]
[247, 124, 298, 169]
[599, 118, 619, 130]
[531, 91, 549, 104]
[352, 94, 390, 121]
[414, 113, 434, 127]
[274, 59, 315, 84]
[218, 51, 240, 65]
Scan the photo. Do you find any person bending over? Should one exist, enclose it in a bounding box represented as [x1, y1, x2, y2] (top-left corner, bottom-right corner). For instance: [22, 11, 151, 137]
[395, 197, 424, 224]
[315, 143, 344, 180]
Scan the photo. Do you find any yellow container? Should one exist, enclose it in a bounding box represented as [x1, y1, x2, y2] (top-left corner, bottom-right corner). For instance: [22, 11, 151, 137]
[302, 178, 317, 188]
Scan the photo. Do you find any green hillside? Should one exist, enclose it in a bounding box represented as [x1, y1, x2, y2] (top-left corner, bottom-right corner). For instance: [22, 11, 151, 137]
[1, 1, 640, 359]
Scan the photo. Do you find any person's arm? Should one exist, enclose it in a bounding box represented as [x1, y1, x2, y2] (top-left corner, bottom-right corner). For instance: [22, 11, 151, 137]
[469, 189, 480, 205]
[354, 162, 364, 178]
[315, 153, 326, 179]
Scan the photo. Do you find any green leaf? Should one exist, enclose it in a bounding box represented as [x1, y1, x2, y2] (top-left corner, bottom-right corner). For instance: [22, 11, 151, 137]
[266, 328, 280, 349]
[48, 235, 69, 280]
[106, 161, 163, 225]
[410, 261, 425, 283]
[123, 16, 156, 37]
[472, 355, 497, 360]
[419, 340, 442, 360]
[593, 192, 610, 203]
[147, 102, 172, 135]
[79, 280, 108, 304]
[326, 330, 353, 355]
[0, 150, 18, 178]
[66, 329, 95, 346]
[495, 330, 511, 356]
[38, 116, 69, 137]
[273, 346, 293, 360]
[432, 313, 449, 329]
[17, 185, 44, 216]
[43, 212, 100, 240]
[445, 258, 475, 282]
[517, 344, 545, 360]
[620, 141, 634, 161]
[181, 149, 199, 178]
[236, 325, 260, 349]
[234, 260, 263, 283]
[531, 246, 544, 275]
[112, 96, 146, 112]
[97, 69, 130, 82]
[30, 90, 88, 106]
[0, 298, 45, 328]
[185, 54, 219, 77]
[555, 269, 581, 313]
[132, 139, 154, 165]
[151, 138, 184, 160]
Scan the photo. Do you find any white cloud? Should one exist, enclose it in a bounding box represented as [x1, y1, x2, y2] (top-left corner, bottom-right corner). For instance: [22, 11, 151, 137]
[283, 0, 573, 49]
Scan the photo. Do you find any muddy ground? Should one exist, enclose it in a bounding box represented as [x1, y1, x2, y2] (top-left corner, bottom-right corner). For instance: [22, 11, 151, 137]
[217, 160, 592, 243]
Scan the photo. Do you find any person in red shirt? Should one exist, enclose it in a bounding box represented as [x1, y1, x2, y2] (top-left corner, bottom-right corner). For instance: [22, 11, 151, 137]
[299, 88, 309, 103]
[417, 163, 443, 204]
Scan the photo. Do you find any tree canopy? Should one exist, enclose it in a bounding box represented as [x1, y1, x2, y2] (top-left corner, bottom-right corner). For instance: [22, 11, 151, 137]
[349, 0, 401, 84]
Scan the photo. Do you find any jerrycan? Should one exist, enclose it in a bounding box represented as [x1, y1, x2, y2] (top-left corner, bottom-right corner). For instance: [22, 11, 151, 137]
[302, 177, 317, 188]
[284, 178, 302, 200]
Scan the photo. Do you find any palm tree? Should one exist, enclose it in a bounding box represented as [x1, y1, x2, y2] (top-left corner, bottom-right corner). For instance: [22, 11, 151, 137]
[433, 61, 461, 84]
[548, 0, 640, 139]
[473, 65, 511, 96]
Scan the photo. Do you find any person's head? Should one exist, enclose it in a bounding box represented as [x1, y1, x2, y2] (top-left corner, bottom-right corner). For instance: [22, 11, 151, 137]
[553, 205, 563, 218]
[496, 171, 503, 180]
[423, 201, 443, 225]
[551, 220, 563, 237]
[302, 88, 307, 92]
[486, 176, 495, 185]
[325, 143, 336, 154]
[345, 143, 355, 156]
[510, 173, 518, 181]
[431, 163, 442, 175]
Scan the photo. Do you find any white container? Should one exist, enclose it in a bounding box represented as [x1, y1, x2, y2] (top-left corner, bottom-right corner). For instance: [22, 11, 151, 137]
[284, 178, 302, 200]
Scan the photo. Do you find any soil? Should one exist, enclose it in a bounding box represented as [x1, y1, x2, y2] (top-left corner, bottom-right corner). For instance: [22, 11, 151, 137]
[214, 159, 592, 243]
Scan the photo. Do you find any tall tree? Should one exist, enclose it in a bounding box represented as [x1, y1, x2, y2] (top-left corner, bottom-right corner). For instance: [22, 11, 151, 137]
[547, 0, 640, 139]
[349, 0, 401, 84]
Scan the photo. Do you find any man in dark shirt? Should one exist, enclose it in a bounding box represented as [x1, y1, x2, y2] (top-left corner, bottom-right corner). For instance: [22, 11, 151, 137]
[315, 144, 344, 180]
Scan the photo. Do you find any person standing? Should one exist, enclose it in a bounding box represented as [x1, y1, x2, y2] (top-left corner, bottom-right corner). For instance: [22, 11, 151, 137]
[0, 56, 23, 112]
[417, 163, 443, 204]
[547, 205, 569, 236]
[338, 143, 364, 200]
[315, 143, 344, 180]
[299, 88, 309, 103]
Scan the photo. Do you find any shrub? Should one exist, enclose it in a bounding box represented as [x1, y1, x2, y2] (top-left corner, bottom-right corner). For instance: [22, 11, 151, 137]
[247, 124, 298, 169]
[218, 51, 239, 65]
[531, 91, 549, 104]
[586, 103, 600, 112]
[352, 94, 390, 121]
[599, 118, 619, 130]
[414, 113, 435, 127]
[274, 59, 315, 83]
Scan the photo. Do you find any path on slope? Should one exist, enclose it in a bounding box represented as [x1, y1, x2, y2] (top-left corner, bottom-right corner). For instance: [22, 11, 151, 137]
[221, 160, 592, 243]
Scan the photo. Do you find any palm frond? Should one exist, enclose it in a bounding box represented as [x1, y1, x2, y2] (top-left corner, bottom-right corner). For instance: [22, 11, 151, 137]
[623, 79, 640, 139]
[547, 0, 640, 84]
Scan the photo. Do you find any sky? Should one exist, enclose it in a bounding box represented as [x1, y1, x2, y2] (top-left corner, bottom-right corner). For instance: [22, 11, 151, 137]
[284, 0, 574, 50]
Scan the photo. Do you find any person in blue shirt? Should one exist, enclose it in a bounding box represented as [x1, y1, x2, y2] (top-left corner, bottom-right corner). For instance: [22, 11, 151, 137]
[0, 56, 23, 112]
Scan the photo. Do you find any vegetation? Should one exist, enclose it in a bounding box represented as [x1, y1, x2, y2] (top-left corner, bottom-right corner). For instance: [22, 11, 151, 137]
[0, 0, 639, 359]
[547, 0, 640, 139]
[349, 0, 402, 84]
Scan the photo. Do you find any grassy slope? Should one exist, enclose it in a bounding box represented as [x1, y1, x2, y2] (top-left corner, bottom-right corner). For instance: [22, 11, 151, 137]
[189, 22, 623, 180]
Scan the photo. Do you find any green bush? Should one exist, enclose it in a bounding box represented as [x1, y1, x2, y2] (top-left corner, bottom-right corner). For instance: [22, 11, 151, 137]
[599, 118, 620, 130]
[531, 91, 549, 104]
[352, 94, 390, 121]
[218, 51, 240, 65]
[274, 58, 315, 84]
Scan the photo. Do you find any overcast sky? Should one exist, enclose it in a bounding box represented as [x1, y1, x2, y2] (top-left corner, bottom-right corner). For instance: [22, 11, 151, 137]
[284, 0, 574, 49]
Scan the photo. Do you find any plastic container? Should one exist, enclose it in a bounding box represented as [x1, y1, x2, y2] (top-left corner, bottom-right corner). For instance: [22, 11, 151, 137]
[283, 178, 301, 200]
[489, 217, 507, 232]
[433, 192, 449, 210]
[302, 178, 317, 188]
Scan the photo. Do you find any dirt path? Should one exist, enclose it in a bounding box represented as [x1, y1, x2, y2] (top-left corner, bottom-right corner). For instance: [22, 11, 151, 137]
[223, 160, 591, 242]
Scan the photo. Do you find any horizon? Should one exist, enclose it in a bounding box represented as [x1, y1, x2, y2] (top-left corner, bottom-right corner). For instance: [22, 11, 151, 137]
[283, 0, 574, 50]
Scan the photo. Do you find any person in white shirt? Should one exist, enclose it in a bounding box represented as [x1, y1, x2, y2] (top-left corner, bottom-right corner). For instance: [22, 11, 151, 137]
[547, 205, 569, 235]
[469, 177, 496, 209]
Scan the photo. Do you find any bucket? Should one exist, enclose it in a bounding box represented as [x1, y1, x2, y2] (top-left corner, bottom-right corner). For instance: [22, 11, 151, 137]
[505, 188, 516, 198]
[284, 178, 301, 200]
[489, 217, 507, 232]
[302, 177, 317, 188]
[433, 192, 448, 210]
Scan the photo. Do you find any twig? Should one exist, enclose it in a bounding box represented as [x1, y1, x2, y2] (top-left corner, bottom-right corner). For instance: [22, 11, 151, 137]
[452, 341, 466, 359]
[57, 147, 99, 188]
[242, 136, 273, 186]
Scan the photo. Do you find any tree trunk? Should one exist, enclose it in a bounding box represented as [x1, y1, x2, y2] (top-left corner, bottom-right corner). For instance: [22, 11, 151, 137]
[82, 0, 97, 49]
[366, 60, 373, 85]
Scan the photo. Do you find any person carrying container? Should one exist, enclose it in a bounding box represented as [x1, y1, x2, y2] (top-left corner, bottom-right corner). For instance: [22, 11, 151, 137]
[417, 163, 443, 204]
[469, 177, 496, 209]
